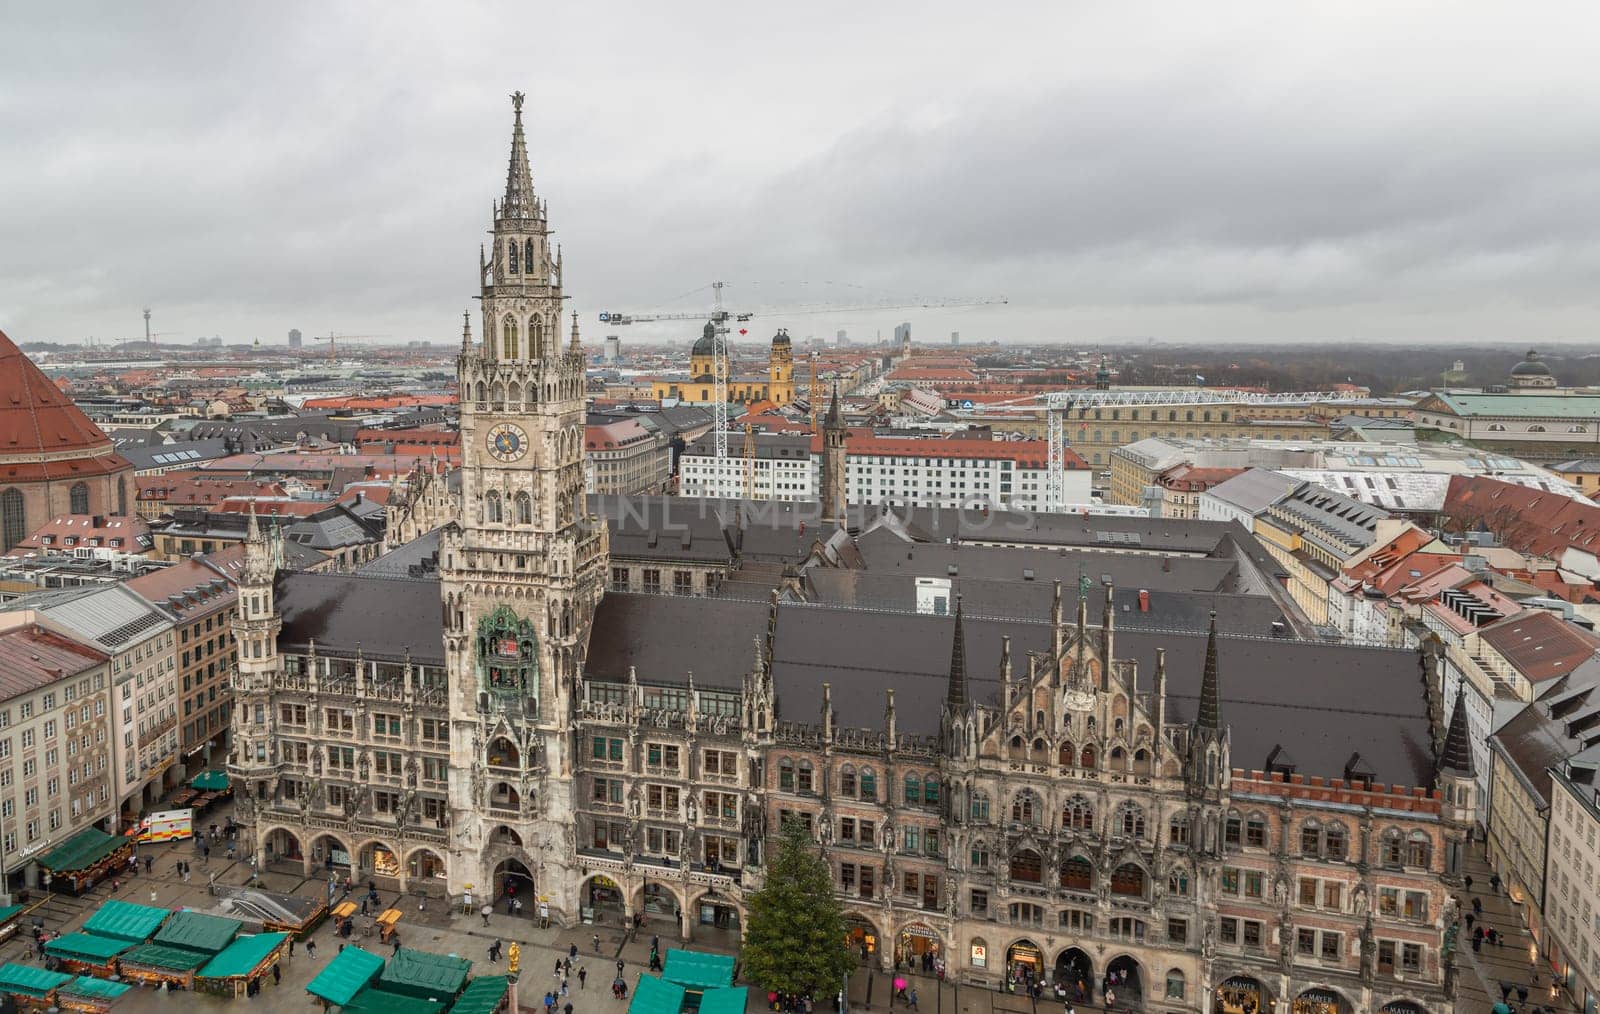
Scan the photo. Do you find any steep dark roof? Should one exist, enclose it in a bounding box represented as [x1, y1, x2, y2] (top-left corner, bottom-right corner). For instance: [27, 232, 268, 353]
[586, 592, 767, 689]
[1439, 691, 1475, 776]
[767, 604, 1434, 786]
[1196, 612, 1222, 729]
[275, 572, 443, 664]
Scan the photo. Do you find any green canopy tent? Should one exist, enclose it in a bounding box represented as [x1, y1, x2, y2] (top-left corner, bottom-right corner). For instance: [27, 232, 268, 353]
[117, 941, 210, 987]
[35, 828, 131, 893]
[197, 931, 290, 983]
[305, 944, 385, 1007]
[629, 974, 688, 1014]
[450, 975, 511, 1014]
[43, 933, 133, 965]
[82, 899, 171, 943]
[57, 976, 133, 1012]
[152, 910, 243, 955]
[699, 986, 750, 1014]
[345, 986, 446, 1014]
[662, 950, 737, 990]
[189, 770, 230, 792]
[378, 947, 472, 1002]
[0, 961, 70, 999]
[0, 904, 23, 928]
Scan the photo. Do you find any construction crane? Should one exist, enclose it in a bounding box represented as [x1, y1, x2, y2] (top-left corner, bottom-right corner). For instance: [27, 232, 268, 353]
[596, 281, 1007, 461]
[313, 333, 391, 361]
[743, 423, 757, 500]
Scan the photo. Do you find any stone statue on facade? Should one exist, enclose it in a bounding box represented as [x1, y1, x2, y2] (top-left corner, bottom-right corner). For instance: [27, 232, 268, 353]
[1352, 882, 1369, 916]
[1272, 873, 1288, 908]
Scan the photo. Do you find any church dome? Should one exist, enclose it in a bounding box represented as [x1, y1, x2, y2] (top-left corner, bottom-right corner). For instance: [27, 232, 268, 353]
[771, 328, 791, 346]
[691, 321, 718, 357]
[1510, 349, 1552, 377]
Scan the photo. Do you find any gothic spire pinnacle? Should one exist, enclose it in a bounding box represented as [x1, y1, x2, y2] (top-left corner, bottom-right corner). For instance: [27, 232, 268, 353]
[946, 595, 968, 710]
[825, 382, 842, 427]
[1197, 609, 1222, 730]
[461, 310, 473, 350]
[502, 91, 537, 220]
[1439, 689, 1475, 776]
[246, 501, 261, 543]
[570, 310, 581, 351]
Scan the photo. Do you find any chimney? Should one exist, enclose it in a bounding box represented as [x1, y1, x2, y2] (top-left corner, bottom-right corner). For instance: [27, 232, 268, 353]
[1138, 589, 1150, 613]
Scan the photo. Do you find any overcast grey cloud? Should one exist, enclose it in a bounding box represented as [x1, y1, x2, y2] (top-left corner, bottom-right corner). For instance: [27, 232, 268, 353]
[4, 1, 1600, 345]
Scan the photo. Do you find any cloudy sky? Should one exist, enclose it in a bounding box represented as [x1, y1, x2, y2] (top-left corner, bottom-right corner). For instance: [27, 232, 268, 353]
[4, 1, 1599, 346]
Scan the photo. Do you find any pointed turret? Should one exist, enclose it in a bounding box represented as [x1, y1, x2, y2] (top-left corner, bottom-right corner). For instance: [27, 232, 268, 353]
[461, 310, 473, 352]
[1438, 691, 1475, 777]
[820, 383, 848, 527]
[1197, 610, 1222, 730]
[569, 311, 582, 353]
[501, 91, 537, 219]
[824, 383, 842, 427]
[946, 596, 968, 710]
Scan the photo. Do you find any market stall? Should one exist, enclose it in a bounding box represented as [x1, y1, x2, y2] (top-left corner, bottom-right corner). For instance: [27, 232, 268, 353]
[151, 910, 243, 956]
[42, 932, 132, 977]
[699, 987, 750, 1014]
[81, 899, 171, 944]
[629, 974, 688, 1014]
[0, 962, 71, 1010]
[56, 976, 132, 1013]
[450, 975, 511, 1014]
[197, 931, 290, 998]
[344, 986, 445, 1014]
[116, 943, 209, 989]
[306, 945, 385, 1009]
[376, 907, 404, 943]
[36, 828, 133, 895]
[378, 946, 471, 1005]
[189, 770, 230, 794]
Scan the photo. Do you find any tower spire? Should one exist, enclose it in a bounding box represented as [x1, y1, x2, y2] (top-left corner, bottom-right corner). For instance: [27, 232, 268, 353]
[1197, 609, 1222, 729]
[1439, 690, 1475, 776]
[570, 311, 581, 352]
[946, 595, 968, 709]
[461, 310, 473, 352]
[502, 91, 537, 219]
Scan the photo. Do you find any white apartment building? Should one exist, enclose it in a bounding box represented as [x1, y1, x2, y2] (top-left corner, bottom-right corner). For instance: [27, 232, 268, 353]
[2, 585, 180, 829]
[0, 625, 115, 890]
[1547, 760, 1600, 1012]
[678, 432, 1091, 510]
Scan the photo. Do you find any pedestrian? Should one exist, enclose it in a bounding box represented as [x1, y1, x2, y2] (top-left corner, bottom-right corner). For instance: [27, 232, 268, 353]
[1473, 898, 1484, 916]
[306, 938, 317, 958]
[555, 959, 563, 977]
[1519, 986, 1530, 1004]
[393, 938, 401, 956]
[482, 905, 492, 927]
[289, 938, 296, 959]
[273, 964, 281, 986]
[1465, 875, 1475, 892]
[1500, 983, 1513, 1001]
[339, 943, 346, 954]
[579, 967, 587, 989]
[489, 940, 500, 963]
[144, 855, 152, 874]
[1490, 873, 1502, 893]
[361, 898, 370, 916]
[569, 943, 579, 961]
[564, 1004, 573, 1014]
[593, 933, 601, 954]
[908, 988, 919, 1011]
[618, 958, 625, 977]
[561, 979, 570, 998]
[1466, 913, 1476, 930]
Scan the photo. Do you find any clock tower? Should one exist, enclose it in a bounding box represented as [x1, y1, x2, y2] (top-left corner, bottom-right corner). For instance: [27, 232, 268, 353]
[439, 92, 607, 914]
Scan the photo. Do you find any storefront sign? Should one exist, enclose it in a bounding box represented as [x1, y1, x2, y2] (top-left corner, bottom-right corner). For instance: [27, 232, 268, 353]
[373, 848, 400, 877]
[969, 944, 987, 968]
[593, 875, 618, 889]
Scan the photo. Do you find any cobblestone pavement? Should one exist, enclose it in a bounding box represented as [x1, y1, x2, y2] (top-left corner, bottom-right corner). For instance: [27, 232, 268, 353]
[1456, 835, 1578, 1013]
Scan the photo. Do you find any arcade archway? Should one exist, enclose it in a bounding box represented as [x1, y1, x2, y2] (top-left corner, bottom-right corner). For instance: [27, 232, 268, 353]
[641, 883, 681, 922]
[357, 840, 401, 881]
[1005, 939, 1044, 988]
[896, 924, 942, 973]
[581, 873, 625, 923]
[692, 889, 741, 932]
[1054, 948, 1093, 1000]
[407, 848, 446, 884]
[1105, 955, 1143, 1007]
[844, 914, 881, 965]
[263, 828, 303, 867]
[493, 857, 535, 905]
[310, 833, 353, 873]
[1216, 975, 1273, 1014]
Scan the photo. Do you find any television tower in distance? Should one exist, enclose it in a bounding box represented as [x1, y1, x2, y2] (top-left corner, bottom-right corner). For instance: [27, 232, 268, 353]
[143, 307, 152, 350]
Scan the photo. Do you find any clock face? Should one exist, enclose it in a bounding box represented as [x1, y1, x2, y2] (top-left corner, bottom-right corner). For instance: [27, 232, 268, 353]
[487, 423, 528, 463]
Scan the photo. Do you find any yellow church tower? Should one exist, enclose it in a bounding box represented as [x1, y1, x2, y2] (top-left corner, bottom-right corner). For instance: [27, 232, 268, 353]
[767, 328, 794, 406]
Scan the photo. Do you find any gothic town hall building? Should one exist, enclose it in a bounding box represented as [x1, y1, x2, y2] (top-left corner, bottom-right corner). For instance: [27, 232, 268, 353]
[228, 96, 1468, 1014]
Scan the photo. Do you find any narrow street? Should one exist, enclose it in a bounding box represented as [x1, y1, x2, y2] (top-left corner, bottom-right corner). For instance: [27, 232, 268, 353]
[1456, 835, 1578, 1013]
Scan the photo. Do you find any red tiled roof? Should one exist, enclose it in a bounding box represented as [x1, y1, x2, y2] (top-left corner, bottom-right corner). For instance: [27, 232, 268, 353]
[6, 514, 152, 557]
[0, 627, 107, 702]
[300, 393, 456, 411]
[1479, 610, 1600, 683]
[1444, 476, 1600, 558]
[0, 328, 131, 471]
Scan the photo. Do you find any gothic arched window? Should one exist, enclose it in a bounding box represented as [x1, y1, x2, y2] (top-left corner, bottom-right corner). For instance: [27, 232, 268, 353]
[1061, 794, 1094, 831]
[923, 775, 940, 805]
[903, 773, 921, 805]
[485, 491, 502, 523]
[1, 488, 24, 551]
[778, 758, 795, 792]
[503, 316, 520, 360]
[508, 239, 519, 274]
[524, 238, 535, 273]
[858, 767, 876, 800]
[839, 765, 856, 796]
[69, 482, 89, 514]
[1116, 802, 1146, 839]
[514, 492, 532, 525]
[1060, 855, 1092, 891]
[1010, 789, 1040, 826]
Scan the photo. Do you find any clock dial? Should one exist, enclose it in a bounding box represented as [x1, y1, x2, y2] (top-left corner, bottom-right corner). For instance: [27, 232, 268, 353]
[487, 423, 528, 463]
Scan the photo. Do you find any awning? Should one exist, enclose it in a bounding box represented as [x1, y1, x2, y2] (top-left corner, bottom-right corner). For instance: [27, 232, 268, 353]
[81, 898, 170, 943]
[662, 949, 736, 990]
[190, 770, 230, 791]
[379, 946, 471, 1001]
[629, 974, 688, 1014]
[0, 904, 23, 926]
[152, 910, 243, 955]
[0, 961, 70, 998]
[198, 931, 289, 979]
[450, 975, 510, 1014]
[305, 945, 385, 1006]
[37, 827, 128, 874]
[119, 943, 209, 972]
[44, 933, 133, 963]
[345, 986, 446, 1014]
[700, 986, 750, 1014]
[60, 977, 133, 1001]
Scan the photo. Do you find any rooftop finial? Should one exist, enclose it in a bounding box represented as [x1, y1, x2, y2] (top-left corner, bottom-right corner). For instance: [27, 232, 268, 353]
[461, 310, 473, 350]
[511, 90, 525, 115]
[502, 91, 536, 219]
